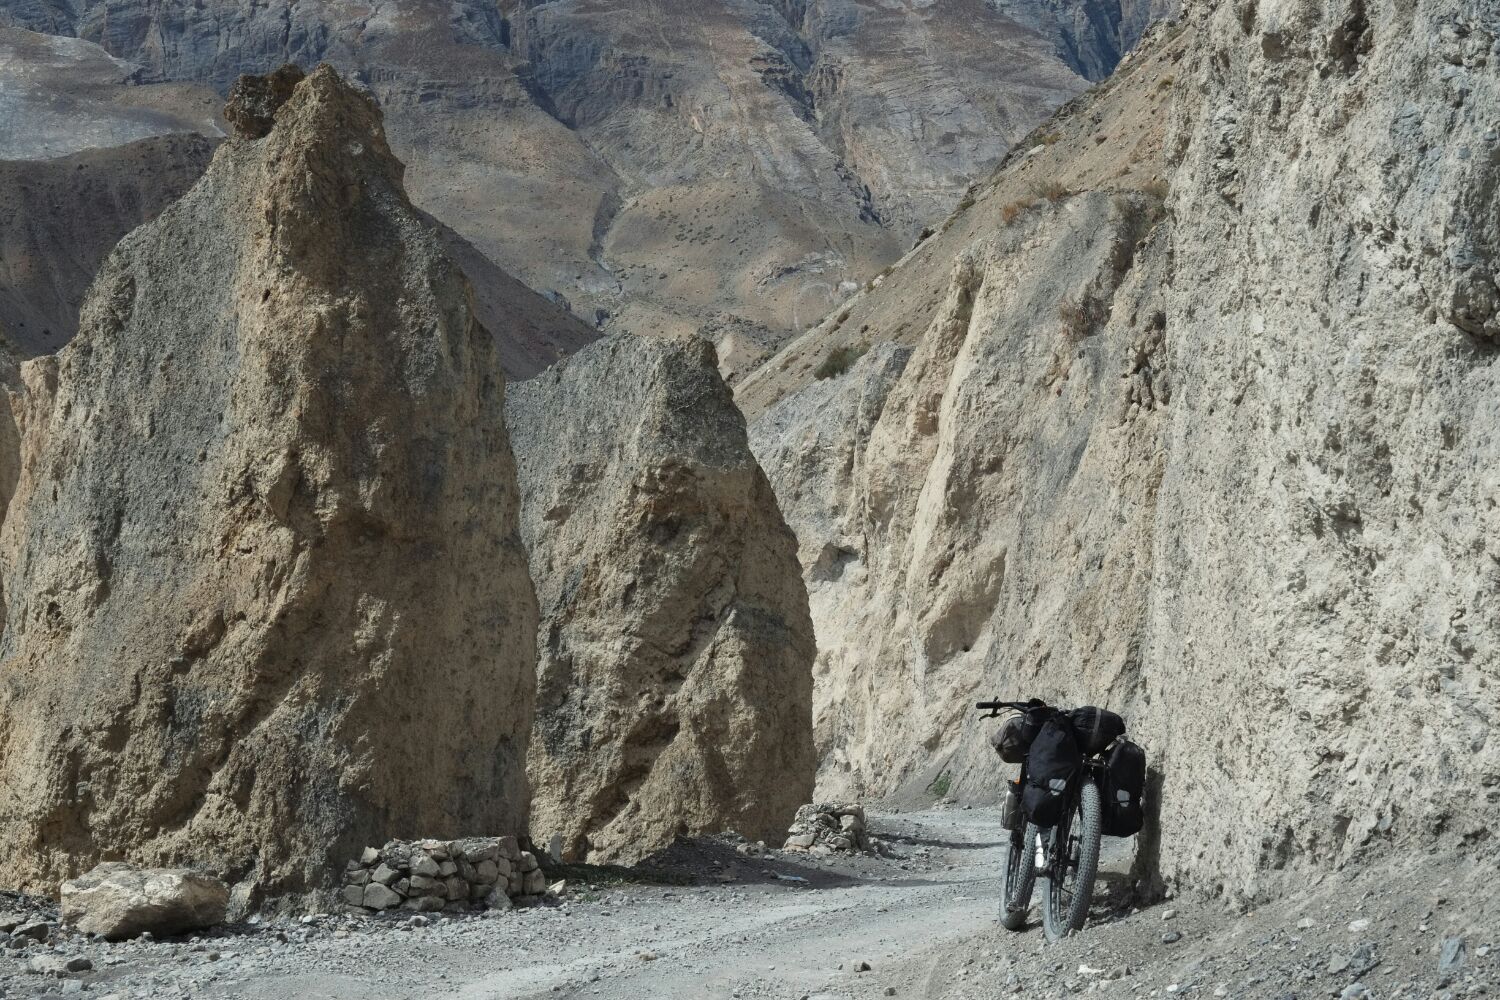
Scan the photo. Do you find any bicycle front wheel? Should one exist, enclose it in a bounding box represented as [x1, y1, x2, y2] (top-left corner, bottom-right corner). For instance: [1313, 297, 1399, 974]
[1041, 778, 1102, 941]
[999, 823, 1039, 930]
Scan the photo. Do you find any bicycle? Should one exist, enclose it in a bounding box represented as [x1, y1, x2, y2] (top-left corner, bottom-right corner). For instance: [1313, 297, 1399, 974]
[976, 699, 1105, 942]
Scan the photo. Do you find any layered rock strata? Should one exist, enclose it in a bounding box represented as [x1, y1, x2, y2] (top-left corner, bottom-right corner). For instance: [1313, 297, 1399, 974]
[0, 66, 538, 899]
[506, 333, 815, 863]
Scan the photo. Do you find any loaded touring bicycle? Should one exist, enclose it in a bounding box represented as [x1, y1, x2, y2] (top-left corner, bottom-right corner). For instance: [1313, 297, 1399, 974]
[976, 698, 1147, 941]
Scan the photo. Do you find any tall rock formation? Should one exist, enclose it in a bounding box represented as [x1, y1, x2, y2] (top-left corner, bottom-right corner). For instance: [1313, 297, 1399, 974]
[0, 66, 538, 900]
[506, 333, 815, 862]
[747, 0, 1499, 904]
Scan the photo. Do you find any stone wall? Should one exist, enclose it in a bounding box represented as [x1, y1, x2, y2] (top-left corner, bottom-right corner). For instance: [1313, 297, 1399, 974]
[339, 838, 545, 914]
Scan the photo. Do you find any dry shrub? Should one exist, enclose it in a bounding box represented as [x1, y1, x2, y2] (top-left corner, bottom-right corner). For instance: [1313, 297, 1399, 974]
[1000, 198, 1036, 224]
[1030, 179, 1070, 202]
[1058, 295, 1108, 345]
[814, 342, 869, 380]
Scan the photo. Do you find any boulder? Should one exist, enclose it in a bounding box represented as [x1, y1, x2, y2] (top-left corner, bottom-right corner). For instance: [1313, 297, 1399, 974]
[0, 65, 538, 899]
[60, 863, 228, 941]
[506, 333, 815, 863]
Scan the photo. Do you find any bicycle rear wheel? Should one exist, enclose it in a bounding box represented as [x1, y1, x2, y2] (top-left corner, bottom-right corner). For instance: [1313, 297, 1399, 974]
[1041, 778, 1102, 941]
[999, 823, 1039, 930]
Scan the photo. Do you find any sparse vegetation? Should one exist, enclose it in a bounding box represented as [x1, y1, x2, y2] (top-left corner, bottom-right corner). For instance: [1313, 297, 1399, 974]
[865, 264, 896, 292]
[927, 770, 953, 799]
[1000, 197, 1037, 224]
[1030, 179, 1070, 203]
[1058, 295, 1108, 345]
[814, 342, 869, 380]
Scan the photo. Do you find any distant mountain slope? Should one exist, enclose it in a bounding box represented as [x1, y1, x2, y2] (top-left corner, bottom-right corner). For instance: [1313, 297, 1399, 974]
[0, 21, 598, 375]
[0, 27, 221, 159]
[0, 133, 215, 355]
[0, 0, 1169, 351]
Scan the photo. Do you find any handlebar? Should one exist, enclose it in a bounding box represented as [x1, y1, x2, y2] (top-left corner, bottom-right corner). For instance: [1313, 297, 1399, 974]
[974, 699, 1043, 718]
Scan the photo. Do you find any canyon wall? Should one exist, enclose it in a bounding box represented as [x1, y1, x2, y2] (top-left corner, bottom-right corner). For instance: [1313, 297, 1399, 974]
[748, 0, 1499, 902]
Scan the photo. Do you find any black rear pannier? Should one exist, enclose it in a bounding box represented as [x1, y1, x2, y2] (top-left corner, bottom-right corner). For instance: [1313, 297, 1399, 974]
[1102, 739, 1147, 837]
[1068, 706, 1126, 755]
[1021, 715, 1081, 828]
[991, 701, 1050, 763]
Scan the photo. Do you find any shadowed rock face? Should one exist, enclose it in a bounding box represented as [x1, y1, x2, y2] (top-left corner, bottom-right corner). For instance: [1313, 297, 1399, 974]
[0, 133, 217, 356]
[748, 0, 1500, 903]
[0, 66, 538, 901]
[506, 334, 815, 863]
[222, 63, 304, 139]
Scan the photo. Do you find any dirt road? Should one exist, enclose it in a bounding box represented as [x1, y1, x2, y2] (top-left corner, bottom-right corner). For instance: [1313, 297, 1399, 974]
[13, 808, 1496, 999]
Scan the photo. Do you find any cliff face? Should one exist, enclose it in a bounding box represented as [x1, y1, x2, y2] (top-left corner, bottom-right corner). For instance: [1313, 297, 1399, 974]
[506, 333, 815, 863]
[748, 0, 1499, 902]
[0, 67, 538, 900]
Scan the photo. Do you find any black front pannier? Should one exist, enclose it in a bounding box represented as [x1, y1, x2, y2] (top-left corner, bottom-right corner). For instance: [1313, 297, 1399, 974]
[1021, 715, 1081, 828]
[991, 701, 1050, 763]
[1068, 706, 1126, 755]
[1102, 739, 1147, 837]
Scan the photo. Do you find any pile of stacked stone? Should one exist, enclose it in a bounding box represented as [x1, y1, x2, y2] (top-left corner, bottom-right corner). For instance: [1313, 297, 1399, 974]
[340, 838, 546, 913]
[782, 803, 872, 853]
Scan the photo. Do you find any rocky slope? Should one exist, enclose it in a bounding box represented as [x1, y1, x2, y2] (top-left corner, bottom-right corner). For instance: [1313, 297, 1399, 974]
[746, 0, 1499, 904]
[0, 67, 538, 901]
[506, 333, 815, 863]
[0, 0, 1160, 355]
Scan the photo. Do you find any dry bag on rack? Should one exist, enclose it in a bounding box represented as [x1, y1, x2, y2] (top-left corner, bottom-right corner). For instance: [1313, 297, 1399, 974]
[1102, 739, 1147, 837]
[991, 701, 1051, 763]
[1068, 706, 1126, 755]
[1021, 716, 1081, 828]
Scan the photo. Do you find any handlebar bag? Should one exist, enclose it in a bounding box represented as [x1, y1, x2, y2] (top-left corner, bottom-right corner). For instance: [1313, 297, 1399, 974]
[1068, 706, 1126, 756]
[991, 703, 1050, 763]
[1102, 739, 1147, 837]
[1021, 715, 1081, 828]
